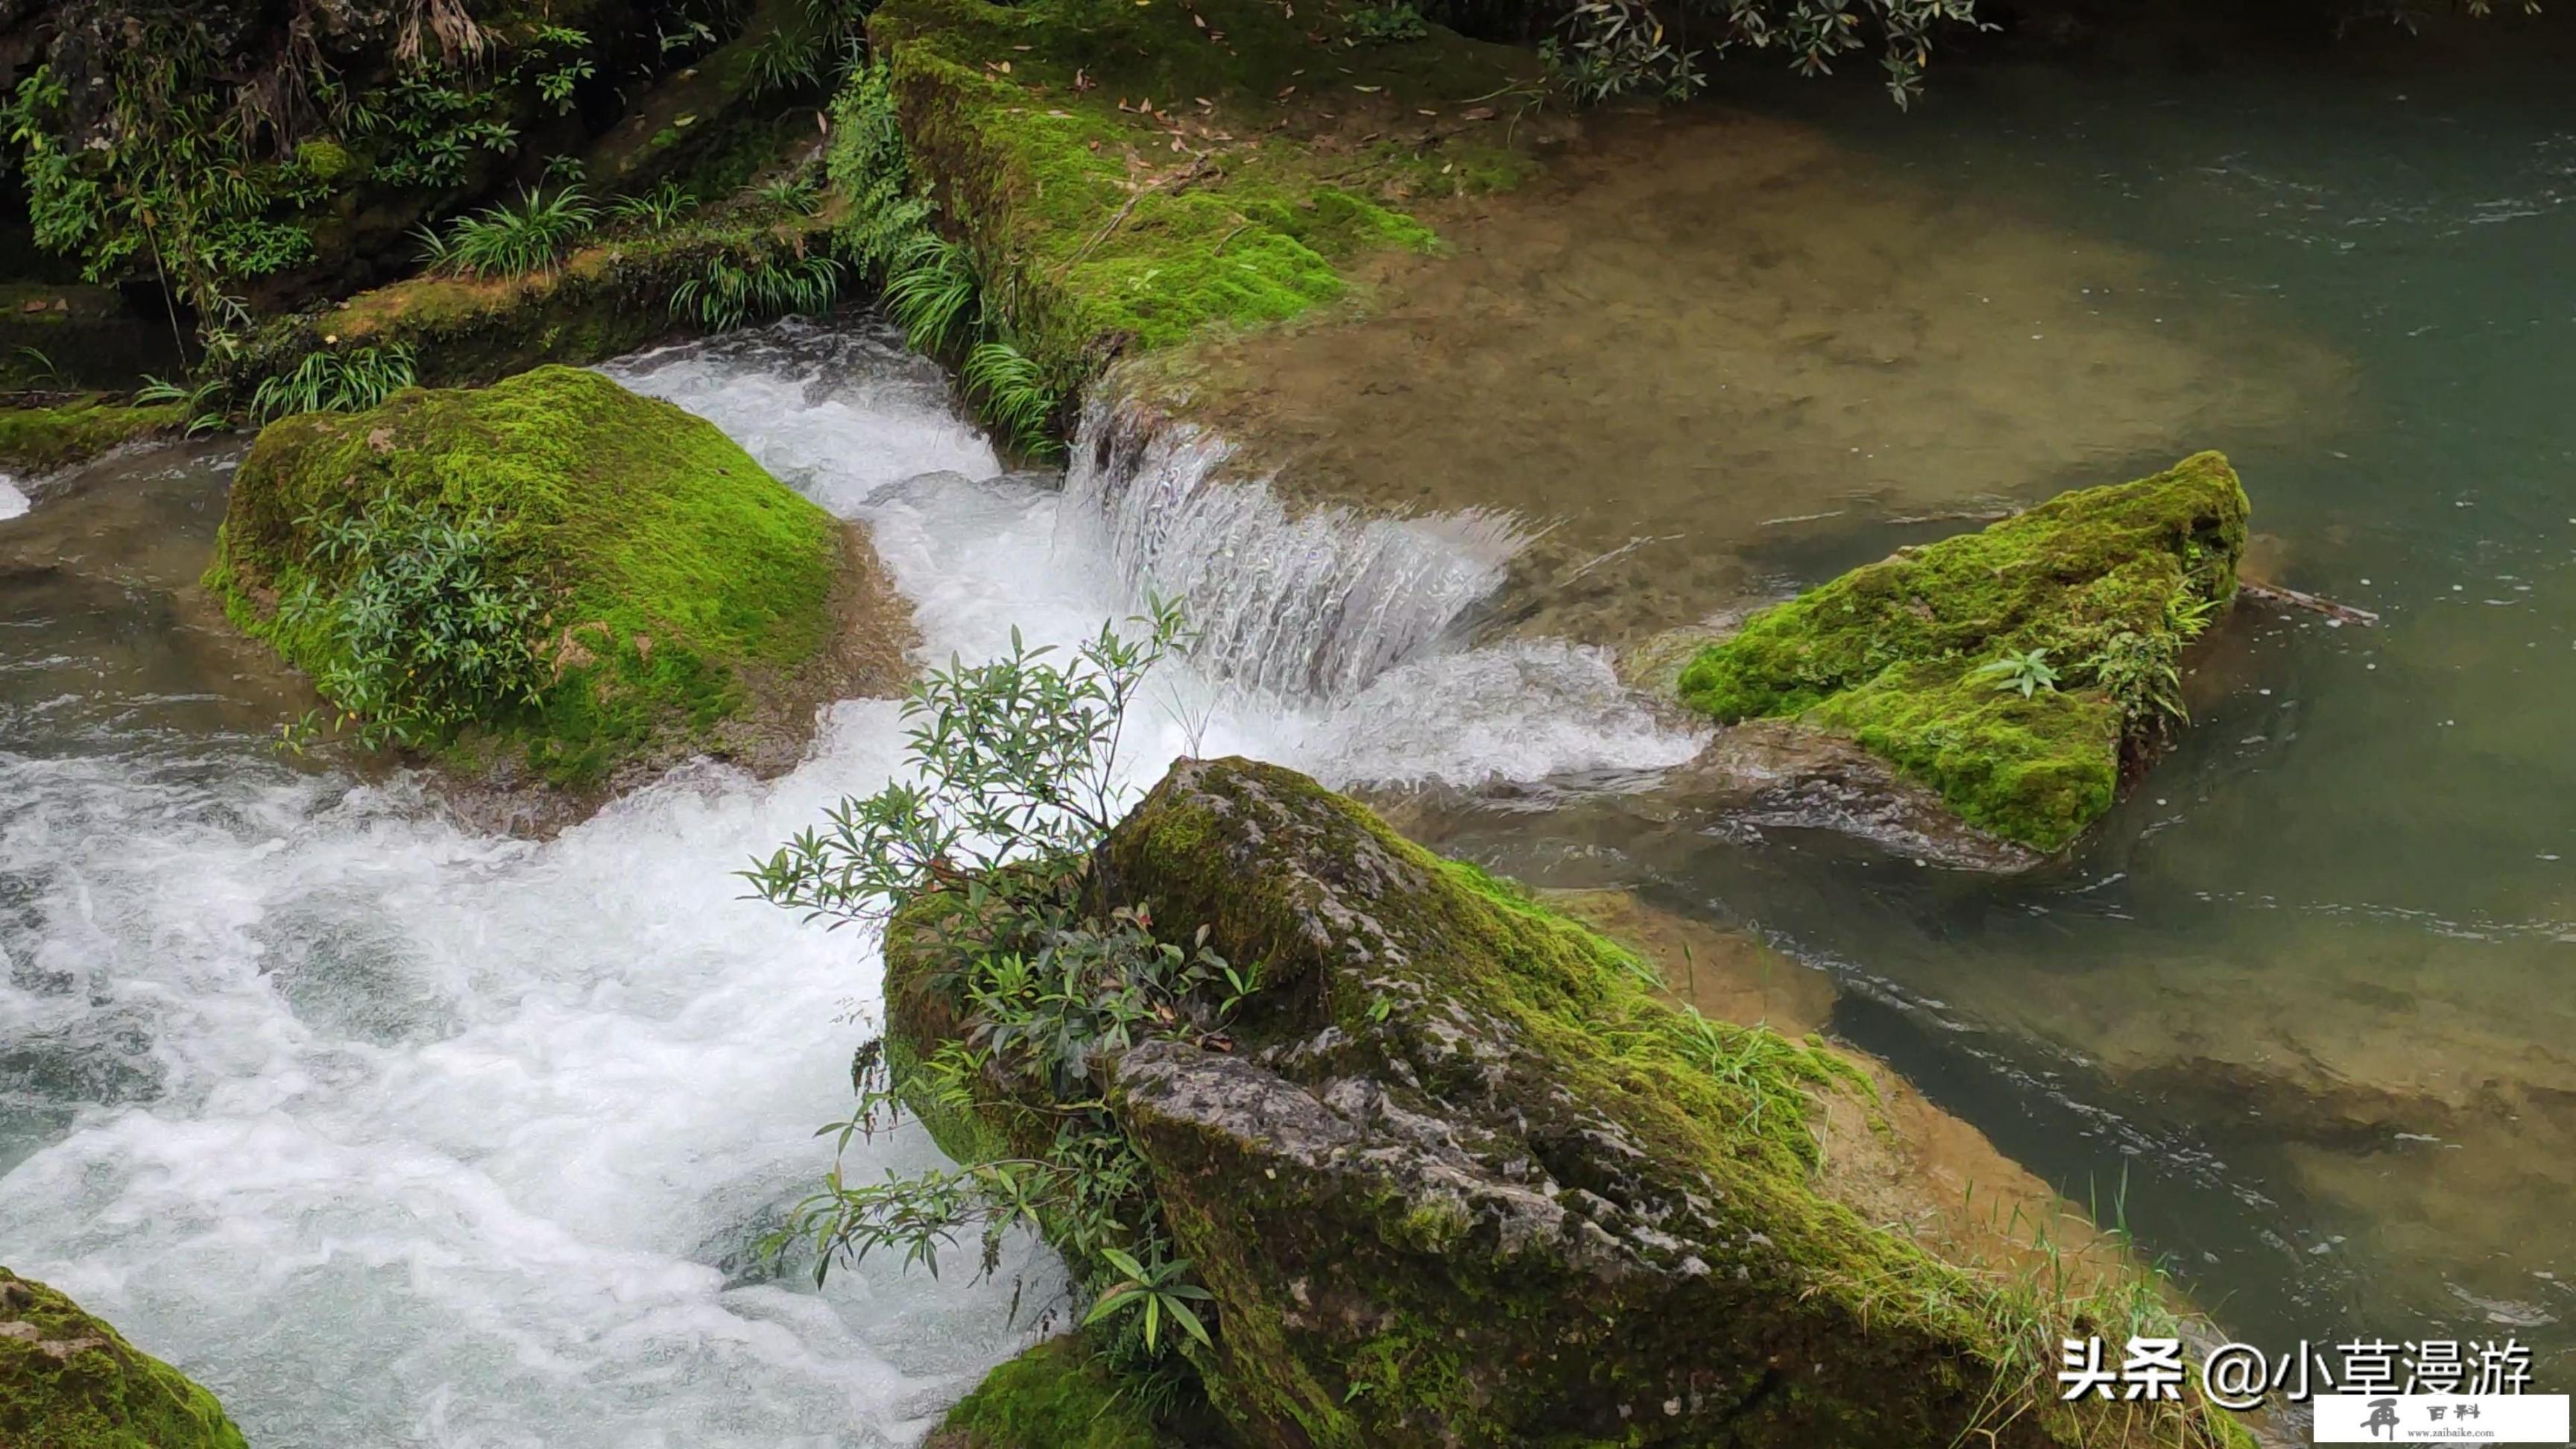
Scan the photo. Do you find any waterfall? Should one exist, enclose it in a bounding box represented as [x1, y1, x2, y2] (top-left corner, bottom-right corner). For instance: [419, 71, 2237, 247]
[1059, 395, 1532, 701]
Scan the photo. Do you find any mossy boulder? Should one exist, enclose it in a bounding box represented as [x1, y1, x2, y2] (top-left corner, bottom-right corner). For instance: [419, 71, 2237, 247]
[0, 1266, 247, 1449]
[891, 757, 2244, 1448]
[1677, 452, 2250, 851]
[206, 364, 909, 806]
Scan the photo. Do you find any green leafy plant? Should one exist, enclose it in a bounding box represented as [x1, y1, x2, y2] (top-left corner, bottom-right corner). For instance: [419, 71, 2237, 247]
[749, 599, 1228, 1366]
[1084, 1247, 1214, 1351]
[607, 180, 699, 228]
[280, 495, 549, 750]
[248, 344, 417, 423]
[827, 59, 932, 277]
[2085, 631, 2184, 730]
[1972, 646, 2059, 699]
[426, 186, 597, 279]
[1345, 1, 1430, 43]
[530, 25, 597, 113]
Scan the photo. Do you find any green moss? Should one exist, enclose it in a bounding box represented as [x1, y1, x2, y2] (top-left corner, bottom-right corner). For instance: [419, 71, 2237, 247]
[928, 1334, 1171, 1448]
[0, 397, 183, 475]
[0, 1266, 248, 1449]
[203, 364, 841, 788]
[293, 139, 356, 183]
[864, 0, 1541, 383]
[1677, 452, 2250, 850]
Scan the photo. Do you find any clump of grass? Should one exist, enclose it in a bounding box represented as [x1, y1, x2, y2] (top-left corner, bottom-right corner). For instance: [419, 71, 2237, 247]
[134, 371, 235, 437]
[248, 344, 417, 422]
[751, 172, 825, 215]
[883, 232, 979, 354]
[607, 180, 698, 229]
[748, 26, 827, 98]
[672, 250, 845, 331]
[961, 341, 1060, 458]
[417, 186, 598, 279]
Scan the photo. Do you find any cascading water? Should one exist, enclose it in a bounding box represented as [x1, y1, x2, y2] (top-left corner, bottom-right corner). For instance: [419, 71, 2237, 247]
[0, 318, 1698, 1448]
[1059, 395, 1534, 701]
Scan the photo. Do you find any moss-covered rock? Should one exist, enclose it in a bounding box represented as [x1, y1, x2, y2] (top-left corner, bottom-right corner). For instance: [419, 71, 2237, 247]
[0, 1266, 247, 1449]
[205, 364, 909, 804]
[892, 757, 2247, 1448]
[865, 0, 1548, 388]
[1676, 452, 2250, 851]
[0, 397, 183, 476]
[923, 1334, 1177, 1449]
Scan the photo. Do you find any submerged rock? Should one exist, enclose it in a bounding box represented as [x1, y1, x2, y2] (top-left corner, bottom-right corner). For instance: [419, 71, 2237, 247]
[1677, 452, 2248, 853]
[0, 1267, 247, 1449]
[206, 364, 911, 824]
[891, 757, 2245, 1448]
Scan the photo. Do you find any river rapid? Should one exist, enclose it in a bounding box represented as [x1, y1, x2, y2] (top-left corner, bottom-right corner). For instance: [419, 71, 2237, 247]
[0, 324, 1695, 1445]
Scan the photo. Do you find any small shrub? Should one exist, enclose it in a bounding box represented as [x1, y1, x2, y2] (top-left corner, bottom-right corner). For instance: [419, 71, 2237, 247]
[1345, 2, 1429, 43]
[281, 494, 549, 750]
[748, 600, 1226, 1367]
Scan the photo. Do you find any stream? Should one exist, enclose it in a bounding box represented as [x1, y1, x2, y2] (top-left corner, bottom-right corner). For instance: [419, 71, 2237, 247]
[4, 33, 2576, 1445]
[0, 323, 1690, 1445]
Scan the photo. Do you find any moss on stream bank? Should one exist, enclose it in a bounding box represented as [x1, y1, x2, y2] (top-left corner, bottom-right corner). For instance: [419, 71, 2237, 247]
[1678, 452, 2250, 852]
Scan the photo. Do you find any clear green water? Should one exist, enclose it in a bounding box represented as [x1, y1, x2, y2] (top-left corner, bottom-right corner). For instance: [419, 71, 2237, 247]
[1439, 45, 2576, 1375]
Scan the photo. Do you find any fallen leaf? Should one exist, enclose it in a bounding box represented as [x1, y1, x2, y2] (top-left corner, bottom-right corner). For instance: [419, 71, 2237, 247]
[1276, 83, 1297, 97]
[1461, 105, 1496, 120]
[1352, 83, 1380, 92]
[1416, 107, 1436, 116]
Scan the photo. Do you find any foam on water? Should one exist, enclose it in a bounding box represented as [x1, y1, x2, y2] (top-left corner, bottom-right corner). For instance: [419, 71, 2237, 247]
[0, 318, 1699, 1448]
[0, 476, 27, 520]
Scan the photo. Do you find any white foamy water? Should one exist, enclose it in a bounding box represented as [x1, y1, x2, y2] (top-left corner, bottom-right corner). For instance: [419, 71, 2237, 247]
[0, 318, 1699, 1448]
[0, 476, 28, 520]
